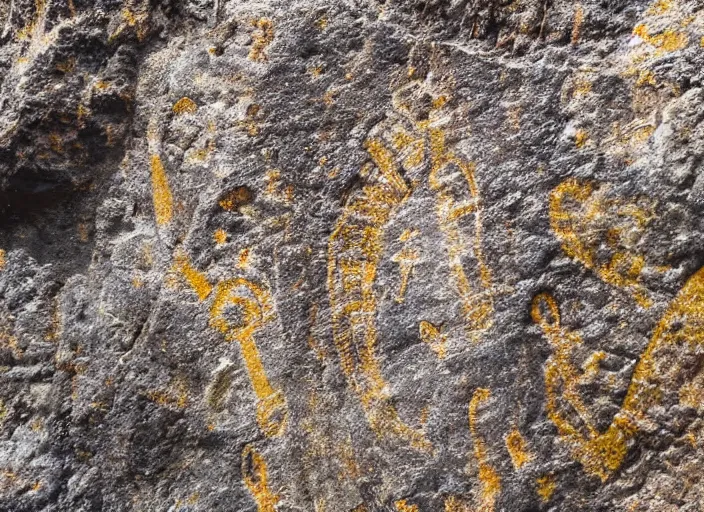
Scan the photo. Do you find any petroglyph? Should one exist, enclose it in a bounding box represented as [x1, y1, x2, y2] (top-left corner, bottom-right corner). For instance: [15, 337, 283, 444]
[419, 321, 447, 359]
[533, 266, 704, 480]
[242, 444, 279, 512]
[468, 388, 501, 512]
[150, 154, 174, 227]
[549, 179, 659, 308]
[173, 254, 287, 437]
[327, 78, 494, 450]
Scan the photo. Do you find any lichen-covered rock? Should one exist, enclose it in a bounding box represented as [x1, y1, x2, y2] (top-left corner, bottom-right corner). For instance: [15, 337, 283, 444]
[1, 1, 704, 511]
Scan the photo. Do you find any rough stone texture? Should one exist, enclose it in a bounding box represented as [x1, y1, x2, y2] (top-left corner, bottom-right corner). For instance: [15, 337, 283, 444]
[1, 1, 704, 511]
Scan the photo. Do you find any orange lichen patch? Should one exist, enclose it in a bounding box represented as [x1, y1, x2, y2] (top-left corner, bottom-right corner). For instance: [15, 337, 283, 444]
[536, 475, 557, 502]
[574, 129, 589, 148]
[265, 169, 281, 197]
[419, 321, 447, 359]
[572, 78, 592, 98]
[242, 445, 280, 512]
[308, 65, 323, 78]
[48, 133, 63, 154]
[506, 106, 522, 131]
[238, 248, 251, 268]
[469, 388, 501, 512]
[646, 0, 673, 16]
[635, 69, 657, 87]
[391, 129, 424, 169]
[322, 89, 337, 106]
[249, 18, 274, 62]
[679, 380, 704, 409]
[633, 24, 688, 53]
[150, 155, 173, 226]
[172, 253, 213, 300]
[571, 4, 584, 44]
[398, 228, 418, 242]
[31, 481, 42, 492]
[443, 496, 471, 511]
[505, 429, 534, 469]
[314, 16, 328, 30]
[432, 95, 448, 109]
[328, 132, 433, 452]
[631, 125, 655, 144]
[172, 97, 198, 115]
[395, 499, 419, 512]
[131, 275, 144, 288]
[44, 299, 61, 342]
[219, 186, 253, 211]
[0, 324, 22, 359]
[0, 249, 5, 271]
[174, 493, 200, 509]
[549, 178, 655, 307]
[108, 3, 150, 42]
[214, 229, 227, 245]
[77, 222, 89, 242]
[146, 377, 188, 409]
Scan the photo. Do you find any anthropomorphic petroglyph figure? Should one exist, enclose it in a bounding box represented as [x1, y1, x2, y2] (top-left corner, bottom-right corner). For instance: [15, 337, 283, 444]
[532, 266, 704, 480]
[327, 76, 495, 451]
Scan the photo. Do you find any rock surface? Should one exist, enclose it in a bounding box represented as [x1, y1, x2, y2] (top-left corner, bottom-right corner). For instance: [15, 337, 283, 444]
[1, 1, 704, 511]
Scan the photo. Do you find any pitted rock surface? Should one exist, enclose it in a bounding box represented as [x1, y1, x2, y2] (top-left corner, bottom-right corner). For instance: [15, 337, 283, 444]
[1, 1, 704, 511]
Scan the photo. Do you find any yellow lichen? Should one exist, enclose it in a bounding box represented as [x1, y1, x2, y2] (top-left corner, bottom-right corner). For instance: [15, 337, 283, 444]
[219, 186, 253, 211]
[146, 377, 188, 409]
[150, 155, 173, 226]
[549, 178, 655, 307]
[536, 475, 557, 502]
[571, 4, 584, 45]
[172, 97, 198, 115]
[214, 229, 227, 245]
[469, 388, 501, 512]
[532, 265, 704, 481]
[315, 16, 328, 30]
[635, 69, 657, 87]
[238, 248, 251, 268]
[17, 0, 45, 41]
[395, 499, 419, 512]
[0, 249, 5, 271]
[575, 129, 588, 148]
[505, 429, 534, 469]
[206, 277, 287, 437]
[646, 0, 673, 16]
[572, 78, 592, 98]
[249, 18, 274, 62]
[633, 24, 688, 53]
[419, 320, 447, 359]
[172, 253, 213, 300]
[444, 496, 471, 511]
[242, 444, 280, 512]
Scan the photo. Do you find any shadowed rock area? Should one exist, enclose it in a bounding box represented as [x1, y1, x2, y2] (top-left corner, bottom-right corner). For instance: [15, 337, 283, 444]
[1, 1, 704, 511]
